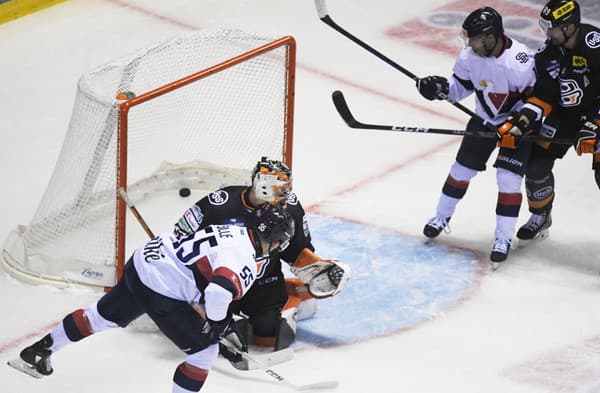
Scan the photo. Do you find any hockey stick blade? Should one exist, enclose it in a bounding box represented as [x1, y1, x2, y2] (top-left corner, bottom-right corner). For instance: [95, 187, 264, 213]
[235, 348, 294, 370]
[7, 358, 46, 379]
[332, 90, 487, 136]
[314, 0, 328, 19]
[332, 90, 574, 144]
[233, 348, 338, 390]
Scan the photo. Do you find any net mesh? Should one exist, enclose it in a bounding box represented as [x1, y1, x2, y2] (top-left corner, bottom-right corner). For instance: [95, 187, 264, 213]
[3, 29, 293, 287]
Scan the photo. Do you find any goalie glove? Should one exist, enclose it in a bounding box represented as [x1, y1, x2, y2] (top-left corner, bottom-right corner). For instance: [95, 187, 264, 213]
[290, 259, 351, 299]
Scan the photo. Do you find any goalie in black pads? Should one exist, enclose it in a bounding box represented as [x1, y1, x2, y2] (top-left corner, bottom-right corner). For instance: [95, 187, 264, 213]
[416, 7, 536, 264]
[498, 0, 600, 243]
[9, 204, 294, 393]
[174, 157, 350, 366]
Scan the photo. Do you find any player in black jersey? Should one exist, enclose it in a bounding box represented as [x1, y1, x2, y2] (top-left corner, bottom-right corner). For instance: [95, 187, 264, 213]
[498, 0, 600, 241]
[174, 157, 351, 360]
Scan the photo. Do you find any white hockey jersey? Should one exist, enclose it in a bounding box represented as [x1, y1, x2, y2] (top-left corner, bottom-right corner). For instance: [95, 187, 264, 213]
[133, 224, 258, 321]
[448, 37, 536, 126]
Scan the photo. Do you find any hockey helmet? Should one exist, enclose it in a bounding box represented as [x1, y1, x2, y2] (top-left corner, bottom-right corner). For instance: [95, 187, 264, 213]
[252, 204, 295, 252]
[539, 0, 581, 33]
[251, 157, 292, 204]
[461, 7, 504, 39]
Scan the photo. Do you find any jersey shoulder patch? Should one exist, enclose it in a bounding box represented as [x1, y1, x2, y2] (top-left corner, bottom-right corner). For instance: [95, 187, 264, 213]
[208, 190, 229, 206]
[286, 192, 299, 206]
[179, 204, 204, 233]
[585, 30, 600, 49]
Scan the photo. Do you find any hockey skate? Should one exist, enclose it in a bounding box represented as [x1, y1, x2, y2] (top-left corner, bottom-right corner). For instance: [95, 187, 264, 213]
[517, 211, 551, 245]
[423, 216, 451, 238]
[7, 334, 53, 378]
[490, 238, 512, 270]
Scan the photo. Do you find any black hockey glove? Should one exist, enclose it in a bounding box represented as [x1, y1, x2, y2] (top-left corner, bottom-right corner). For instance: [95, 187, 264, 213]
[218, 318, 249, 369]
[574, 120, 600, 155]
[201, 316, 231, 345]
[416, 76, 449, 101]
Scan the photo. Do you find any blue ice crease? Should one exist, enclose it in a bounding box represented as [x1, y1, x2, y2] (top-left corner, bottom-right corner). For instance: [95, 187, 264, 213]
[293, 214, 482, 348]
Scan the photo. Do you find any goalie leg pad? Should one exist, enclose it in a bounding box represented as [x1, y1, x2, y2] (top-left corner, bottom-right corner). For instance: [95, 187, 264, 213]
[275, 313, 296, 351]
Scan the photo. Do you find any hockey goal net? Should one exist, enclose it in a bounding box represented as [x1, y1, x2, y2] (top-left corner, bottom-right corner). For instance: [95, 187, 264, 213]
[2, 29, 295, 289]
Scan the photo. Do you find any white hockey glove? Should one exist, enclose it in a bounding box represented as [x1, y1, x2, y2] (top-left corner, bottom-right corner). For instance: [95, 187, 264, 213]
[290, 259, 351, 299]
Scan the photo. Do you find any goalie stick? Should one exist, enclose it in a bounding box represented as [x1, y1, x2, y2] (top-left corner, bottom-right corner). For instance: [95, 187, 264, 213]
[314, 0, 498, 132]
[332, 90, 575, 145]
[220, 339, 339, 391]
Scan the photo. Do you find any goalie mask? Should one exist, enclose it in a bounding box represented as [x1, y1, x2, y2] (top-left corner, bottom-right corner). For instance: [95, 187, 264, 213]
[251, 157, 292, 204]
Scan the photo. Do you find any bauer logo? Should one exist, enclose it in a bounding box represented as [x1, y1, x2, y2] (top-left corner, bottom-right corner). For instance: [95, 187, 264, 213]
[585, 31, 600, 49]
[208, 190, 228, 205]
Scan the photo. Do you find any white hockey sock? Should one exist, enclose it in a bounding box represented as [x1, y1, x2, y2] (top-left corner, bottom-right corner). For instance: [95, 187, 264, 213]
[49, 323, 72, 352]
[495, 215, 518, 240]
[435, 194, 461, 218]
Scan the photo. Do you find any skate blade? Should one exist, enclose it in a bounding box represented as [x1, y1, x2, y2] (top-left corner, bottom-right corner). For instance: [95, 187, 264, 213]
[7, 358, 45, 379]
[517, 229, 550, 248]
[490, 261, 502, 271]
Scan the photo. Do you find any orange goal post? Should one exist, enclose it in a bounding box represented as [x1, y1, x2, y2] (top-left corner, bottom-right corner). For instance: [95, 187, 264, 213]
[2, 29, 296, 289]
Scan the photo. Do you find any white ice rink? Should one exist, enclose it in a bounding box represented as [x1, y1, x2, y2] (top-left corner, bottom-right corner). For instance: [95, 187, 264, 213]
[1, 0, 600, 392]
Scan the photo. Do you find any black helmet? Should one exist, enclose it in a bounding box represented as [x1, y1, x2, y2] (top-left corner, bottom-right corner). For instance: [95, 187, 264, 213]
[251, 204, 295, 250]
[462, 7, 504, 38]
[539, 0, 580, 32]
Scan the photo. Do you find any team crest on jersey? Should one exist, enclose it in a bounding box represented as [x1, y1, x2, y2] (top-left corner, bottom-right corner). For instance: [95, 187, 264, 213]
[208, 190, 229, 205]
[255, 256, 270, 279]
[585, 31, 600, 49]
[286, 192, 298, 206]
[558, 78, 583, 107]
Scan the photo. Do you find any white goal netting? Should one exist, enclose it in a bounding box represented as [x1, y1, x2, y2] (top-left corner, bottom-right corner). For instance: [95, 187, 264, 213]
[3, 29, 295, 288]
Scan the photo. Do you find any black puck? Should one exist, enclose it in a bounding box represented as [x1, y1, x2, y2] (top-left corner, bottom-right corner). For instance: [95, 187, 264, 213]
[179, 187, 191, 197]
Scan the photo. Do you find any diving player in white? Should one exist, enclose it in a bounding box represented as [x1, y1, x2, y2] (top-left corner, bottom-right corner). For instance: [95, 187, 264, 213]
[9, 204, 294, 393]
[416, 7, 536, 265]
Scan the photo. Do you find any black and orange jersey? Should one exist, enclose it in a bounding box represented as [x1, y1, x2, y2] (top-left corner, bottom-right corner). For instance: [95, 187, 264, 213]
[529, 23, 600, 125]
[174, 185, 314, 283]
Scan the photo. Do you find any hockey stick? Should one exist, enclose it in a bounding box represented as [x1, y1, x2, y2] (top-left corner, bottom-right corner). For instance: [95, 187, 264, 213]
[117, 187, 155, 238]
[220, 339, 338, 391]
[118, 189, 300, 374]
[333, 90, 575, 145]
[314, 0, 497, 131]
